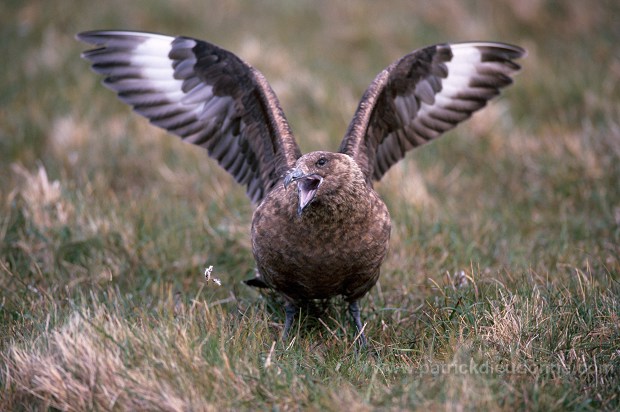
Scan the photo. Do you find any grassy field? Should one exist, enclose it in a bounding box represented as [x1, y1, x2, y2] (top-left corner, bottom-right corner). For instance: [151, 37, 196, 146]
[1, 0, 619, 410]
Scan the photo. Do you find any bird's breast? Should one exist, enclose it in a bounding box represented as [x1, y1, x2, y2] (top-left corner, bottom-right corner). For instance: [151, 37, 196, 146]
[250, 186, 391, 301]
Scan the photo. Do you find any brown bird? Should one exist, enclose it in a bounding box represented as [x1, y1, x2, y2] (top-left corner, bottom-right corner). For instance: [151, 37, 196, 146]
[78, 30, 524, 345]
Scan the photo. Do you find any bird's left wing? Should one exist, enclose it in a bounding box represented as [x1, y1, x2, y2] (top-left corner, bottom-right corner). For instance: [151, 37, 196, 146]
[339, 42, 525, 182]
[78, 30, 302, 204]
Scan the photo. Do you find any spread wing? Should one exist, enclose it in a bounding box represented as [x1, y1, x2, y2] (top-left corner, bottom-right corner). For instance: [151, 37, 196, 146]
[339, 42, 525, 182]
[77, 30, 302, 204]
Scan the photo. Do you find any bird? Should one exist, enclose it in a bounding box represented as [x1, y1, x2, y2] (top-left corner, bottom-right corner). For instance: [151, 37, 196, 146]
[77, 30, 525, 346]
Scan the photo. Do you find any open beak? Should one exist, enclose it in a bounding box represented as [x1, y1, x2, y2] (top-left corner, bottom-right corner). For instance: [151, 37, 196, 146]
[283, 168, 303, 189]
[284, 168, 323, 215]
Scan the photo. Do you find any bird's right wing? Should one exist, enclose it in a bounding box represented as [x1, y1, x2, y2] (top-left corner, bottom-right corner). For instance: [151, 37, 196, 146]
[78, 30, 302, 204]
[339, 42, 525, 182]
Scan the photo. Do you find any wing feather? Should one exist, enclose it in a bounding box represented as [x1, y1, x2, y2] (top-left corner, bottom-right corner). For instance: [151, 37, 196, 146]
[339, 42, 525, 182]
[78, 30, 302, 203]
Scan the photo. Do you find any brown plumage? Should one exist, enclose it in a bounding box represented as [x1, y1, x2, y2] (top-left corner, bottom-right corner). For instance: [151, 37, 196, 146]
[78, 31, 525, 345]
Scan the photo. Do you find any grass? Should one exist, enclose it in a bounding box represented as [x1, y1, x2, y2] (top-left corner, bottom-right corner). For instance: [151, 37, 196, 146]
[1, 0, 619, 410]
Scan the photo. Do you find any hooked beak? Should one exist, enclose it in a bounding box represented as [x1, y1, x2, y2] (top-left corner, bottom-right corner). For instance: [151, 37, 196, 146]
[283, 168, 304, 189]
[284, 168, 323, 215]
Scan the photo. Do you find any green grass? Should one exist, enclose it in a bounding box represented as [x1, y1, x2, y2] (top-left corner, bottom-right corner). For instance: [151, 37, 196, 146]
[1, 0, 619, 410]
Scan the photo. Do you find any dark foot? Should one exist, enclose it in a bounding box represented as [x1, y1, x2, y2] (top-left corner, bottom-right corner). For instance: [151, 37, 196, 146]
[282, 302, 297, 341]
[348, 301, 367, 347]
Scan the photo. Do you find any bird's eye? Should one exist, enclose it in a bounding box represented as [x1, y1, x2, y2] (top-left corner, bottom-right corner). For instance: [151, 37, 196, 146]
[316, 157, 328, 167]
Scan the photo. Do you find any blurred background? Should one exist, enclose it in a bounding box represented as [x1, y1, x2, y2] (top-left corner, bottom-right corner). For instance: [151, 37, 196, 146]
[1, 1, 619, 409]
[2, 0, 618, 288]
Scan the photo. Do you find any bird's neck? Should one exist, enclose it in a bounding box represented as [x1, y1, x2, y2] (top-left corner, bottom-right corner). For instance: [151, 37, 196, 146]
[296, 181, 375, 223]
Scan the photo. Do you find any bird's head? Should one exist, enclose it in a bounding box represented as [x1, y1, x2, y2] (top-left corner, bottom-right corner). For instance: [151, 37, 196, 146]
[283, 151, 366, 216]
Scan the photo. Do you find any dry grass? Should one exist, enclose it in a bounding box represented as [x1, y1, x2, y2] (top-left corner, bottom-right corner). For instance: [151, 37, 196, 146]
[1, 0, 619, 410]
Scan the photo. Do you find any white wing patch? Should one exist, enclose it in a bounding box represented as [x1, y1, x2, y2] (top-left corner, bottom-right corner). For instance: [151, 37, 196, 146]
[417, 45, 481, 119]
[127, 36, 205, 116]
[86, 32, 238, 138]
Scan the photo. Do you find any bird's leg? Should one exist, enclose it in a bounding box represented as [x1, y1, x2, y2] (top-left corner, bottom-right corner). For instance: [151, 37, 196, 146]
[282, 301, 297, 341]
[348, 300, 367, 347]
